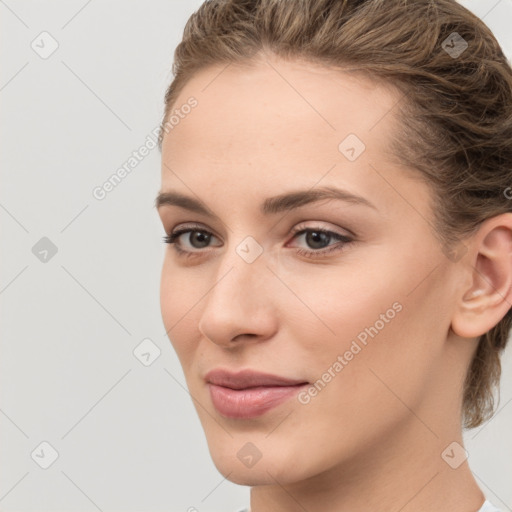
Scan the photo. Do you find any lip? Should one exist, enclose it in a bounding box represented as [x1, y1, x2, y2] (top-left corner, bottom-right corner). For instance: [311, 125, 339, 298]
[205, 369, 309, 419]
[205, 368, 308, 389]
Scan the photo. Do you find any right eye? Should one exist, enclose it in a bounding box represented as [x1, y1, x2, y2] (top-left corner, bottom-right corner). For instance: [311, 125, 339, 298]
[163, 225, 221, 257]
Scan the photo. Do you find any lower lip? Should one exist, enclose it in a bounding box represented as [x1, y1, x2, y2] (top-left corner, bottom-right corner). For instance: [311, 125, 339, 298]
[208, 383, 308, 418]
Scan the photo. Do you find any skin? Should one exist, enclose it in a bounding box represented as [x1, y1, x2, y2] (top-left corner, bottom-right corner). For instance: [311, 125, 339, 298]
[157, 53, 512, 512]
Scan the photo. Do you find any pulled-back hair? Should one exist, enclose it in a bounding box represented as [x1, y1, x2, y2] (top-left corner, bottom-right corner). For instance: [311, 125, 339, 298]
[159, 0, 512, 429]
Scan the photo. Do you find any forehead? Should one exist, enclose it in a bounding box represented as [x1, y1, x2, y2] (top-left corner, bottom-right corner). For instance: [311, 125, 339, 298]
[160, 56, 406, 207]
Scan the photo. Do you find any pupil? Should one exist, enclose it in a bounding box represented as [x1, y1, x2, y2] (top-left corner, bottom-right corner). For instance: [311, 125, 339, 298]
[307, 231, 329, 249]
[191, 231, 210, 248]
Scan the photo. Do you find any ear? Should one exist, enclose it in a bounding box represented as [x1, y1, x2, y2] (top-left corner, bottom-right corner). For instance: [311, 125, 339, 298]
[451, 213, 512, 339]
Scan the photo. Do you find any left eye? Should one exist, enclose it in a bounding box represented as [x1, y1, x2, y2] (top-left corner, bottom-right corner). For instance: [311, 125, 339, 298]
[163, 226, 353, 258]
[288, 227, 353, 257]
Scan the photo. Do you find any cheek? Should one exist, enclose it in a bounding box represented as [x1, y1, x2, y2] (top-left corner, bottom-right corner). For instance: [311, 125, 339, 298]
[286, 256, 448, 410]
[282, 262, 404, 356]
[160, 257, 201, 365]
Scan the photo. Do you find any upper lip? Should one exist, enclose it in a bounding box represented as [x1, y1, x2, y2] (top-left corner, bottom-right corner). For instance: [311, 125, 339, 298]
[205, 369, 308, 390]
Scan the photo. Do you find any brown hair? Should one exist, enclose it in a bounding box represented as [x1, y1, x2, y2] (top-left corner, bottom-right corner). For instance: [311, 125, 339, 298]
[158, 0, 512, 429]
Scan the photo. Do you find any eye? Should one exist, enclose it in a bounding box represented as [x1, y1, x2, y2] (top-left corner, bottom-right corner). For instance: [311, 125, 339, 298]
[162, 224, 220, 258]
[287, 226, 353, 259]
[162, 224, 354, 259]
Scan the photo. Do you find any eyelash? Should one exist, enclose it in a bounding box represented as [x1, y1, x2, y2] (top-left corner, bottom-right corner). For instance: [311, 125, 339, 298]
[162, 224, 353, 260]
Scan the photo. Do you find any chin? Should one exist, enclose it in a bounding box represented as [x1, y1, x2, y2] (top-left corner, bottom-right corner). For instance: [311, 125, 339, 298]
[219, 466, 274, 486]
[210, 453, 291, 486]
[205, 437, 315, 487]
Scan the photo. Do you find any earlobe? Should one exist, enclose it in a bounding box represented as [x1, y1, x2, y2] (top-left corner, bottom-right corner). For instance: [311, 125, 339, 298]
[451, 214, 512, 339]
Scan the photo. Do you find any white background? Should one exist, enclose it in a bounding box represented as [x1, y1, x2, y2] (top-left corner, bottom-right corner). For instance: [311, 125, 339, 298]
[1, 1, 511, 511]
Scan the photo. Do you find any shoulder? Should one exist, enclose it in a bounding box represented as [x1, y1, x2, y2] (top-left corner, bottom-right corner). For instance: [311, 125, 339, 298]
[478, 500, 502, 512]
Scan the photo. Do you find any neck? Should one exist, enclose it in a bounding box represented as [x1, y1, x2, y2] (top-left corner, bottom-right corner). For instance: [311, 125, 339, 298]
[250, 417, 485, 512]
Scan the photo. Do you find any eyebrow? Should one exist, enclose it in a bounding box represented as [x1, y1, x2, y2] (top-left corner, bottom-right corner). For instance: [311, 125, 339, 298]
[155, 186, 377, 218]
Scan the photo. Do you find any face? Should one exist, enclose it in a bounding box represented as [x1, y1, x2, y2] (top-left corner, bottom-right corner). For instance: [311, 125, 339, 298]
[157, 55, 465, 486]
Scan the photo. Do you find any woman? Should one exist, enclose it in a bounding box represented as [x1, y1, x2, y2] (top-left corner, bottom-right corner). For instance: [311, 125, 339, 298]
[155, 0, 511, 510]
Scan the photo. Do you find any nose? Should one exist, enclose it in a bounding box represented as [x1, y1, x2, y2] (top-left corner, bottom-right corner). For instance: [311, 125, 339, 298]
[197, 245, 278, 348]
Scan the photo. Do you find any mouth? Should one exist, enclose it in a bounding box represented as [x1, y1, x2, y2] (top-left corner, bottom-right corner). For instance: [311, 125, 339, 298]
[204, 368, 309, 419]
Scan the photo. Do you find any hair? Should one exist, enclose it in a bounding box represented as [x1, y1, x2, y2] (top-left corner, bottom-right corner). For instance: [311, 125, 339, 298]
[158, 0, 512, 429]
